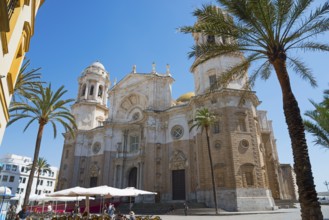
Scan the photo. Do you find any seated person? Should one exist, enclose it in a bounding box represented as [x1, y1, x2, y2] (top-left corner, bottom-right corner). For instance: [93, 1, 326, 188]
[16, 206, 30, 220]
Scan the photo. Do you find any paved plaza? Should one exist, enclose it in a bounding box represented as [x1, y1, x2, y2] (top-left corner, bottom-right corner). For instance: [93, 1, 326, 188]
[156, 205, 329, 220]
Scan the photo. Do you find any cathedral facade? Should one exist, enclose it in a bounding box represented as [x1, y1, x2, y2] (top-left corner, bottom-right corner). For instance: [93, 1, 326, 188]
[58, 33, 297, 211]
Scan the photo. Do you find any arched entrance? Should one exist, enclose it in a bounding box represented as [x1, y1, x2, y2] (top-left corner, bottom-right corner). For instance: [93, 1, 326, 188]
[169, 150, 187, 200]
[128, 167, 137, 187]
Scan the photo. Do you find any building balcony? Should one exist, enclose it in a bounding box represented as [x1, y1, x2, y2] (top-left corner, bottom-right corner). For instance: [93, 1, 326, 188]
[0, 0, 18, 32]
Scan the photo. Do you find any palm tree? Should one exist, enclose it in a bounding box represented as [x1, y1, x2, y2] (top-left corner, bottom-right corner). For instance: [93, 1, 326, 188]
[12, 59, 42, 104]
[27, 157, 52, 194]
[8, 84, 76, 207]
[181, 1, 329, 219]
[190, 108, 218, 214]
[304, 90, 329, 149]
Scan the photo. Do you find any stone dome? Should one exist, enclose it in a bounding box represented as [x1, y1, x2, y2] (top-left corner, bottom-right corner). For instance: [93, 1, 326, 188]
[177, 92, 195, 102]
[81, 61, 108, 78]
[90, 61, 105, 70]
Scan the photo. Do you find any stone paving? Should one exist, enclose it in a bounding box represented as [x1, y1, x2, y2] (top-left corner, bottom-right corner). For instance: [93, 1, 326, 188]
[155, 205, 329, 220]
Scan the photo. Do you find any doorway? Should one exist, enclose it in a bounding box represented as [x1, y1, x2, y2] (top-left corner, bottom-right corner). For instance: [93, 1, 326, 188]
[128, 167, 137, 187]
[172, 169, 186, 200]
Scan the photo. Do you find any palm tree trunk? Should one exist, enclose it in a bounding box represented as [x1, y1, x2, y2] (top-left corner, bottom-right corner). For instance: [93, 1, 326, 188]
[205, 127, 219, 214]
[36, 172, 40, 194]
[273, 59, 323, 220]
[23, 123, 45, 207]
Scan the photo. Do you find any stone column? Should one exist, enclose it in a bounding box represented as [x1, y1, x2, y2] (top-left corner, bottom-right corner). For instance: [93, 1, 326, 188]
[113, 164, 117, 187]
[140, 162, 144, 189]
[84, 81, 89, 100]
[103, 86, 107, 106]
[77, 83, 82, 100]
[72, 156, 80, 187]
[137, 162, 141, 188]
[95, 82, 100, 100]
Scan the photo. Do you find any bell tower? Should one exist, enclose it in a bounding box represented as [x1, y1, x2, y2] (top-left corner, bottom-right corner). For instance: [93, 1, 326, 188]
[190, 21, 247, 95]
[71, 61, 110, 130]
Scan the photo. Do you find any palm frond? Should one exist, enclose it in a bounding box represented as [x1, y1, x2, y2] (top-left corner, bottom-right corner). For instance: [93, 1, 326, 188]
[9, 83, 77, 137]
[274, 0, 294, 40]
[280, 0, 313, 43]
[304, 120, 329, 148]
[284, 2, 329, 47]
[218, 0, 270, 42]
[304, 91, 329, 149]
[246, 60, 272, 89]
[216, 53, 265, 88]
[287, 56, 317, 87]
[12, 59, 42, 103]
[289, 42, 329, 52]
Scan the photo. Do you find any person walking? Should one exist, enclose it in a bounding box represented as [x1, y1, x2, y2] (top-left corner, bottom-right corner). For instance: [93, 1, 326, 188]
[107, 203, 115, 219]
[129, 211, 136, 220]
[183, 202, 189, 216]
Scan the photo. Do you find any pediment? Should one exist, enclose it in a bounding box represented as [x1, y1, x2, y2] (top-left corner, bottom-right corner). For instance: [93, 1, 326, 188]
[111, 73, 151, 92]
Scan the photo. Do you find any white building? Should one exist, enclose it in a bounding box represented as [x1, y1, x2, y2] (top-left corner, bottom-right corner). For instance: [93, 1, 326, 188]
[0, 154, 58, 207]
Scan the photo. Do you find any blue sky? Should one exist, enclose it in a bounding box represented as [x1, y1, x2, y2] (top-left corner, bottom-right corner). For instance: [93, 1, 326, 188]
[1, 1, 329, 192]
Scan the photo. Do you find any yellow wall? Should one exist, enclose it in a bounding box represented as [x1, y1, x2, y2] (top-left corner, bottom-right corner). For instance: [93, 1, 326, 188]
[0, 0, 44, 143]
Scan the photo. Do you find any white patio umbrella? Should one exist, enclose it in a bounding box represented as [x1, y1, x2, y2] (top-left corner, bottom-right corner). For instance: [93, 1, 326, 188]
[122, 187, 157, 196]
[9, 195, 20, 201]
[47, 186, 92, 214]
[86, 185, 132, 214]
[47, 186, 88, 197]
[122, 187, 157, 210]
[87, 185, 132, 197]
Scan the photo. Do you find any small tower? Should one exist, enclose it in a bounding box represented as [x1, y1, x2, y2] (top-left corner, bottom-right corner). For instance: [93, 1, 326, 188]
[190, 13, 247, 95]
[71, 61, 110, 130]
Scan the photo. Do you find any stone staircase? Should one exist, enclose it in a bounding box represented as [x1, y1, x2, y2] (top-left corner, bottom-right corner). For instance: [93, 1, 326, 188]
[116, 202, 208, 215]
[274, 199, 298, 209]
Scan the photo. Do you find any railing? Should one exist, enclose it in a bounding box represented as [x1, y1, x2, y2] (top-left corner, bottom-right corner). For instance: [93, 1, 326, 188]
[116, 149, 142, 158]
[7, 0, 18, 20]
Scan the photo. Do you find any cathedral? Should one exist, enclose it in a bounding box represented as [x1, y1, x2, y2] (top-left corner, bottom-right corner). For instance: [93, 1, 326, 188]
[58, 32, 297, 211]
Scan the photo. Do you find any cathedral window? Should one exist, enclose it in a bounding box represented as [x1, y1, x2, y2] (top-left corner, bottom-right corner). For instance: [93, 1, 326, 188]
[171, 125, 184, 140]
[209, 75, 217, 89]
[207, 35, 215, 44]
[245, 172, 254, 186]
[65, 149, 69, 159]
[90, 85, 94, 96]
[241, 163, 255, 187]
[213, 121, 220, 134]
[238, 118, 247, 132]
[130, 135, 139, 152]
[214, 140, 222, 150]
[92, 142, 101, 154]
[132, 112, 140, 121]
[81, 84, 86, 97]
[240, 139, 249, 149]
[98, 85, 103, 97]
[222, 36, 227, 44]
